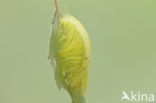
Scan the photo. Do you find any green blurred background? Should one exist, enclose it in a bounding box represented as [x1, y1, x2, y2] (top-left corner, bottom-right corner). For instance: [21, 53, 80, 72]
[0, 0, 156, 103]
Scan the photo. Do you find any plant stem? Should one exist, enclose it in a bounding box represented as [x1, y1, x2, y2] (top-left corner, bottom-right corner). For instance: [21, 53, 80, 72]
[54, 0, 58, 11]
[54, 0, 61, 17]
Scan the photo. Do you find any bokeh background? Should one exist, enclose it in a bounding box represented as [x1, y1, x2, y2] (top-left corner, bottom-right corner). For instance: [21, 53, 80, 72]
[0, 0, 156, 103]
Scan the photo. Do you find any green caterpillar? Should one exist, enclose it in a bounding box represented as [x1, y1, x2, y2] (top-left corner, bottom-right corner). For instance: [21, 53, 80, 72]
[48, 1, 91, 103]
